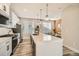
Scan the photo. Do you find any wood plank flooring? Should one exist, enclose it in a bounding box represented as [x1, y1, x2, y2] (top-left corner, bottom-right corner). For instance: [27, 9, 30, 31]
[12, 38, 79, 56]
[13, 39, 33, 56]
[63, 47, 79, 56]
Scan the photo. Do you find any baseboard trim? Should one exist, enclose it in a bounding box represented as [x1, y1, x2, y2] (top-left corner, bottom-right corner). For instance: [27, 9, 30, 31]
[64, 45, 79, 53]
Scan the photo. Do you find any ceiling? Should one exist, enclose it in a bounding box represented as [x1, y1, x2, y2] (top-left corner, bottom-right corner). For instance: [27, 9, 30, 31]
[11, 3, 71, 19]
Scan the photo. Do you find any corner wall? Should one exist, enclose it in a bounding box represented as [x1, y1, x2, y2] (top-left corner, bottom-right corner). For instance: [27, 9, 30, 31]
[62, 4, 79, 53]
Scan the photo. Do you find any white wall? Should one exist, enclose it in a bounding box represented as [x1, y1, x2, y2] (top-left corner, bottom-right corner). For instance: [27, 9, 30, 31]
[62, 4, 79, 53]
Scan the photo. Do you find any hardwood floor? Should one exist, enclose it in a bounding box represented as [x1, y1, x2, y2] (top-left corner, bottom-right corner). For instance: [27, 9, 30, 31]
[13, 39, 33, 56]
[12, 38, 79, 56]
[63, 47, 79, 56]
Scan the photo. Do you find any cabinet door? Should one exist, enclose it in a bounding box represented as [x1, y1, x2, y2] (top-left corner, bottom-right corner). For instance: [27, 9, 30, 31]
[0, 38, 12, 56]
[0, 3, 3, 11]
[0, 3, 10, 16]
[0, 44, 3, 56]
[11, 12, 20, 28]
[0, 42, 6, 56]
[0, 37, 12, 56]
[3, 3, 10, 16]
[5, 38, 12, 56]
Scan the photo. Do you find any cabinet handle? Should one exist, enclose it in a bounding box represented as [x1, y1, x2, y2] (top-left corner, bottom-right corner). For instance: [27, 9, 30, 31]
[3, 5, 6, 11]
[7, 45, 9, 51]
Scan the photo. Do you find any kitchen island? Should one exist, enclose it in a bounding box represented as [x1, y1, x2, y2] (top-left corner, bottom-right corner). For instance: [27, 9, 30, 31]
[31, 33, 63, 56]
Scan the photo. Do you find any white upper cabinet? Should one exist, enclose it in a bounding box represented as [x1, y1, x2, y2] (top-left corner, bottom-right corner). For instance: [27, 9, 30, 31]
[4, 3, 10, 16]
[11, 11, 20, 28]
[0, 3, 10, 17]
[0, 3, 3, 10]
[0, 3, 11, 28]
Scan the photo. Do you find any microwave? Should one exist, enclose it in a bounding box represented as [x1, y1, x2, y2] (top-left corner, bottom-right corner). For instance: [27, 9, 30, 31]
[0, 14, 9, 25]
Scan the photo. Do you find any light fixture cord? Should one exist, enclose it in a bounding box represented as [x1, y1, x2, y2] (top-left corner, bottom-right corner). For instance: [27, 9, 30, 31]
[40, 9, 42, 21]
[46, 3, 48, 17]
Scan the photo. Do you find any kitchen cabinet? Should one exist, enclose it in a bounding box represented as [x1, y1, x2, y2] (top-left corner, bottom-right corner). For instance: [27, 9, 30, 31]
[0, 3, 3, 11]
[0, 3, 10, 28]
[0, 43, 4, 55]
[4, 4, 10, 16]
[0, 37, 12, 56]
[0, 40, 6, 56]
[10, 11, 20, 28]
[30, 35, 36, 56]
[0, 3, 10, 16]
[5, 37, 12, 56]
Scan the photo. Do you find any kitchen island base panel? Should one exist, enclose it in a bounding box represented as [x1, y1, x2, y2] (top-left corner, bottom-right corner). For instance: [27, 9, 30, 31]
[31, 34, 63, 56]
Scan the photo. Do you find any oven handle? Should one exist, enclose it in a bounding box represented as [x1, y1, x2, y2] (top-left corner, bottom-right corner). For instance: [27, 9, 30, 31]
[13, 38, 17, 40]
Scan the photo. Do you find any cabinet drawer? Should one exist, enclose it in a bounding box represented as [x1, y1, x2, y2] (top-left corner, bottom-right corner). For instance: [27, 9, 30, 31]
[0, 45, 2, 55]
[0, 42, 6, 56]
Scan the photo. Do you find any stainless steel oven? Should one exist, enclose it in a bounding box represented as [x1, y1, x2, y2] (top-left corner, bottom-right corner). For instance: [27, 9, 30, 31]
[12, 34, 18, 54]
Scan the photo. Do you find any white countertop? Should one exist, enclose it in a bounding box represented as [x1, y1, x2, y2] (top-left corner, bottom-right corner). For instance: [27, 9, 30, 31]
[32, 33, 63, 45]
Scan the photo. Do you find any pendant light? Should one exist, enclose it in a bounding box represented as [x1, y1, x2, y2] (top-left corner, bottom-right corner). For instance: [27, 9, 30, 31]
[45, 3, 49, 20]
[46, 3, 48, 18]
[40, 9, 42, 21]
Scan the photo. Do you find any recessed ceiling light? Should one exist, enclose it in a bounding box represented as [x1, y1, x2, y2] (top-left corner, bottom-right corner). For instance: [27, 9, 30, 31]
[58, 8, 61, 9]
[23, 9, 28, 12]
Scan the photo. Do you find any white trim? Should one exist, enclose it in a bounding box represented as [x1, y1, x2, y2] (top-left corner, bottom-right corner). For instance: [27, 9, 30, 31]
[64, 45, 79, 53]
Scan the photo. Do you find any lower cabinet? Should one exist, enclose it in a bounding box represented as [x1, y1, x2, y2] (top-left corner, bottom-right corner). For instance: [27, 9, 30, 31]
[0, 43, 5, 56]
[0, 42, 7, 56]
[32, 40, 36, 56]
[30, 35, 36, 56]
[5, 38, 12, 56]
[0, 37, 12, 56]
